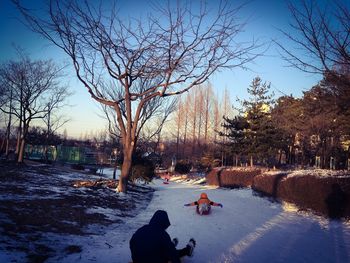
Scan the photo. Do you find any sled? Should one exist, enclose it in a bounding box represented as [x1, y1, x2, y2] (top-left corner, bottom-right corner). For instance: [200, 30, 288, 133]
[196, 205, 211, 215]
[163, 181, 169, 184]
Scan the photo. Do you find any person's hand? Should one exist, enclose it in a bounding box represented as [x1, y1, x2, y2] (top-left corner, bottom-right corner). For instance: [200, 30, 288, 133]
[172, 238, 179, 247]
[218, 203, 223, 208]
[184, 204, 190, 207]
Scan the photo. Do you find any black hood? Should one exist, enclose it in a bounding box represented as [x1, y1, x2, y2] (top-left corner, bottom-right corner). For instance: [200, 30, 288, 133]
[149, 210, 171, 230]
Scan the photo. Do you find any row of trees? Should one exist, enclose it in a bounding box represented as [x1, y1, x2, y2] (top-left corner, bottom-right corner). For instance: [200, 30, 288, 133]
[220, 74, 349, 169]
[0, 54, 70, 162]
[9, 0, 349, 192]
[202, 0, 350, 170]
[169, 84, 232, 159]
[143, 0, 350, 171]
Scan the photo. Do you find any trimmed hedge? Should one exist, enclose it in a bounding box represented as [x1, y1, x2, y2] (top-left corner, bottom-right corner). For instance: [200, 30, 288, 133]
[206, 167, 261, 187]
[206, 167, 350, 218]
[253, 172, 350, 218]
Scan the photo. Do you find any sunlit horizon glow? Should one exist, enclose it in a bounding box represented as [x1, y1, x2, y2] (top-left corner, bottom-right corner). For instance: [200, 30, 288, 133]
[0, 0, 337, 139]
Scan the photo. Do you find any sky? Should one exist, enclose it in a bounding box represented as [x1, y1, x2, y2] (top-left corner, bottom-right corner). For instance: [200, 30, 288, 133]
[0, 0, 335, 138]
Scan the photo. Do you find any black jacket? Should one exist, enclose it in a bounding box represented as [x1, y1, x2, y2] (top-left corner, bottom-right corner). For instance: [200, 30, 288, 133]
[130, 210, 180, 263]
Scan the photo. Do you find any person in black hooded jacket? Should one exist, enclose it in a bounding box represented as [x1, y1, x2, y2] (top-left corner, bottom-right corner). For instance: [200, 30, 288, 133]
[130, 210, 195, 263]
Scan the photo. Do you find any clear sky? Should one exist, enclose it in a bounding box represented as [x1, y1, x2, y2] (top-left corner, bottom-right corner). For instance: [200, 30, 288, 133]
[0, 0, 336, 138]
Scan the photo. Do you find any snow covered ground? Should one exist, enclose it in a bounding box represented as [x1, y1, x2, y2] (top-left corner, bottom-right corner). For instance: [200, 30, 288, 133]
[50, 175, 350, 263]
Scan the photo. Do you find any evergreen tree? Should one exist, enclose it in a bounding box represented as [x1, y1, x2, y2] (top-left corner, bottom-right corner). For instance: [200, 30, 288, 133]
[220, 115, 248, 166]
[220, 77, 280, 166]
[241, 77, 278, 165]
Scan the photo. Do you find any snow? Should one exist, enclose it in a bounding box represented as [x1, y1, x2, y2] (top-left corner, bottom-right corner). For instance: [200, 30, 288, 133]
[264, 168, 350, 179]
[100, 167, 121, 179]
[38, 177, 350, 263]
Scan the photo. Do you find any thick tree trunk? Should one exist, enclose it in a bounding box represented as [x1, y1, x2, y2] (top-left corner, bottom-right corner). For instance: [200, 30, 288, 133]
[18, 138, 25, 163]
[117, 146, 133, 193]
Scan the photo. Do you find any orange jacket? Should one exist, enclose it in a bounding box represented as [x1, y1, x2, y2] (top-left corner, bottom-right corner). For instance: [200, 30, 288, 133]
[186, 193, 221, 207]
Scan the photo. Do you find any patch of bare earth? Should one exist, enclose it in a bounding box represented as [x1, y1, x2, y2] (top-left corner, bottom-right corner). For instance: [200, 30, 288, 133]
[0, 161, 153, 263]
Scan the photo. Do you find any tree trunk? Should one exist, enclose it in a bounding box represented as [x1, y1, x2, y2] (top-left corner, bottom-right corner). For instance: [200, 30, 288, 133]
[5, 93, 12, 157]
[183, 110, 188, 157]
[5, 134, 10, 156]
[117, 146, 133, 193]
[15, 128, 21, 155]
[18, 138, 25, 163]
[0, 138, 5, 154]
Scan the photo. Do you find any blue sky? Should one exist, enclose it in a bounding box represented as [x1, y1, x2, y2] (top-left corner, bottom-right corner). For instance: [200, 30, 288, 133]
[0, 0, 332, 138]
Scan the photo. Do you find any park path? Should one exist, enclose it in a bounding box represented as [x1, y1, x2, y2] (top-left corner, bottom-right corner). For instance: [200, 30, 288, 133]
[56, 178, 350, 263]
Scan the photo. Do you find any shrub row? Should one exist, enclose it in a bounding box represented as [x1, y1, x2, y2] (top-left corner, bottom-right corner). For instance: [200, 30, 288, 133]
[206, 167, 262, 187]
[207, 168, 350, 218]
[253, 172, 350, 218]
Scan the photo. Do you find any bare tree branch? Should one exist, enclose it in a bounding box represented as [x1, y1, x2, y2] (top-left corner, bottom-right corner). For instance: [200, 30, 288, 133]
[14, 0, 261, 192]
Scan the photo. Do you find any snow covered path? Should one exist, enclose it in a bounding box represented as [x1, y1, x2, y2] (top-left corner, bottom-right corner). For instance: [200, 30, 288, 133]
[56, 178, 350, 263]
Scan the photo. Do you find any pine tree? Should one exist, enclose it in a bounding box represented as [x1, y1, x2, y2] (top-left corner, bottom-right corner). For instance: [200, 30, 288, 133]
[221, 115, 248, 166]
[240, 77, 277, 166]
[220, 76, 279, 166]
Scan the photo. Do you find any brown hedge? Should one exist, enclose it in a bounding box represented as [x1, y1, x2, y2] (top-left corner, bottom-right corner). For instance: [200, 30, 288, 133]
[253, 173, 350, 218]
[206, 167, 261, 187]
[206, 168, 350, 218]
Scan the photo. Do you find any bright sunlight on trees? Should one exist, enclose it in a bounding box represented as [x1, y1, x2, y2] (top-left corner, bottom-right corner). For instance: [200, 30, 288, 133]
[14, 0, 261, 192]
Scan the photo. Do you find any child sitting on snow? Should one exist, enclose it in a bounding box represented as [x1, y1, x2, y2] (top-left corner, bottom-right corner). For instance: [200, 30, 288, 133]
[184, 193, 223, 215]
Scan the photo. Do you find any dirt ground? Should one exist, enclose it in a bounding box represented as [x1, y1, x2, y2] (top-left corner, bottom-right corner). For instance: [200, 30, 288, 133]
[0, 161, 154, 263]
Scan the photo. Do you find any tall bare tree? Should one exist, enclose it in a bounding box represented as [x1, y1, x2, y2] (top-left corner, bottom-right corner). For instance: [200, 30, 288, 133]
[15, 0, 260, 192]
[203, 83, 213, 144]
[182, 94, 189, 157]
[278, 0, 350, 147]
[0, 56, 68, 163]
[174, 97, 183, 157]
[213, 95, 221, 143]
[42, 87, 71, 162]
[277, 0, 349, 76]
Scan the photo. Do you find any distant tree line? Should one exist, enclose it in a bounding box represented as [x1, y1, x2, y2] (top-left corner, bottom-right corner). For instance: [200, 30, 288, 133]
[161, 84, 232, 168]
[220, 75, 349, 169]
[0, 53, 70, 162]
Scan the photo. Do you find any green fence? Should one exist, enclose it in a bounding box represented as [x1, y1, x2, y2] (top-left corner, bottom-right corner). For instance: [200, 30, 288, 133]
[25, 144, 98, 164]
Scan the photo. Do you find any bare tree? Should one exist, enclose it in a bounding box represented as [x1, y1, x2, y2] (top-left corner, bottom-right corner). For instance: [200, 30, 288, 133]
[0, 56, 68, 163]
[213, 95, 221, 143]
[196, 87, 204, 147]
[182, 94, 189, 157]
[277, 0, 350, 139]
[189, 89, 197, 155]
[277, 0, 350, 76]
[174, 97, 183, 157]
[101, 83, 176, 178]
[15, 0, 260, 192]
[203, 83, 213, 144]
[42, 86, 71, 162]
[0, 77, 14, 157]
